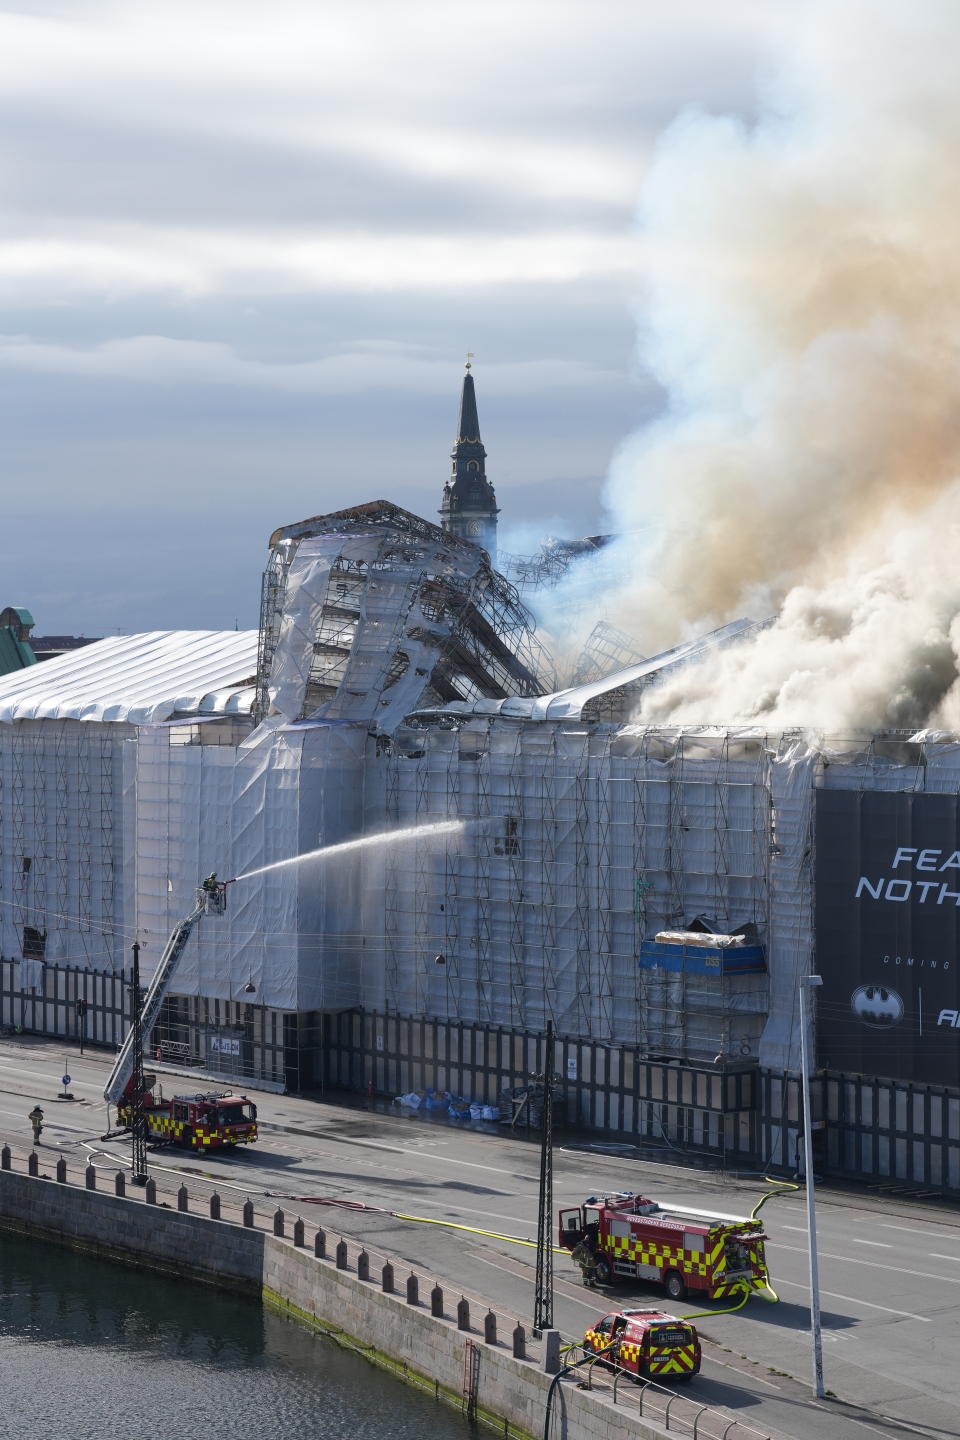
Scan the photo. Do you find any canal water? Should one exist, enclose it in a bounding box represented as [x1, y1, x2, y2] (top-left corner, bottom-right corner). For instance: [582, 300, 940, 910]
[0, 1234, 474, 1439]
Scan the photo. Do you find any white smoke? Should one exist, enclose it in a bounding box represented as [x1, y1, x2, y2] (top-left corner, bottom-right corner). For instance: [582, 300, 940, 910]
[584, 1, 960, 731]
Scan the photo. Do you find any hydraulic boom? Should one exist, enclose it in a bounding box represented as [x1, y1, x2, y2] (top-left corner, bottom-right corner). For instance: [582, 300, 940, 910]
[104, 874, 228, 1105]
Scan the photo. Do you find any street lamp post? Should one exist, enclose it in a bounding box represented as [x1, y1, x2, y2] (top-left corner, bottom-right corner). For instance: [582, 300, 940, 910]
[532, 1019, 555, 1337]
[798, 973, 824, 1398]
[129, 941, 148, 1185]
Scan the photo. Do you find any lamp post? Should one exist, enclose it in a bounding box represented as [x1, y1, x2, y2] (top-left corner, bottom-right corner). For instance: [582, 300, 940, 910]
[799, 973, 824, 1398]
[532, 1019, 555, 1338]
[129, 941, 148, 1185]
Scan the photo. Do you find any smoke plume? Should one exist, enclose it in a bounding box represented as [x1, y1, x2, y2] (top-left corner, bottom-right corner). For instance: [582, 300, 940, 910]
[590, 1, 960, 731]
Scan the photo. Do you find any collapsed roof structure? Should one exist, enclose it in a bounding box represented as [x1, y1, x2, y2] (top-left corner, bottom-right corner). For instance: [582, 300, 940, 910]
[254, 501, 554, 730]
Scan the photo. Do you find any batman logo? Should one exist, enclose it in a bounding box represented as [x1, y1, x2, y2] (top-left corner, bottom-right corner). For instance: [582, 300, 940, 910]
[851, 984, 904, 1028]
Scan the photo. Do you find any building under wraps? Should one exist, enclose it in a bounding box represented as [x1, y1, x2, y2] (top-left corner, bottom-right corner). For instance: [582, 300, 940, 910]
[2, 499, 960, 1192]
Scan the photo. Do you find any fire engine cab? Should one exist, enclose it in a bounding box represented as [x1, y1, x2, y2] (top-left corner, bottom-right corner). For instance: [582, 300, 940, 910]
[585, 1308, 701, 1382]
[559, 1191, 770, 1301]
[117, 1075, 258, 1150]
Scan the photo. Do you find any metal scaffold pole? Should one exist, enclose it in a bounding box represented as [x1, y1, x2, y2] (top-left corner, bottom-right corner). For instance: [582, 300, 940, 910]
[533, 1019, 555, 1336]
[130, 940, 148, 1185]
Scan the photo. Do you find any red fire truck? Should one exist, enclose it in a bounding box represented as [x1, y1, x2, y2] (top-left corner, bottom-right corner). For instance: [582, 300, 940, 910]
[117, 1075, 258, 1150]
[559, 1191, 771, 1301]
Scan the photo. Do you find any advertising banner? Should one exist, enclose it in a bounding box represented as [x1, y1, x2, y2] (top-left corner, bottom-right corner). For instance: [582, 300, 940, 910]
[815, 789, 960, 1087]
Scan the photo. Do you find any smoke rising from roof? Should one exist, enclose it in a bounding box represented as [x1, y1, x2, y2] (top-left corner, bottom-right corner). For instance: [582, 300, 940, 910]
[590, 1, 960, 731]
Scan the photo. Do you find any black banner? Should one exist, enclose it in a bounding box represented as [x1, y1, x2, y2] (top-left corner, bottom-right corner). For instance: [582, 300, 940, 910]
[815, 789, 960, 1087]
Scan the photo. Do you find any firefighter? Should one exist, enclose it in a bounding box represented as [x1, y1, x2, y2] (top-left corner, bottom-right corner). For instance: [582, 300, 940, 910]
[571, 1233, 599, 1287]
[28, 1105, 44, 1146]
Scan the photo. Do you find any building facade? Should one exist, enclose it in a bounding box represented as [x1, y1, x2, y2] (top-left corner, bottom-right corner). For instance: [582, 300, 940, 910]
[0, 506, 958, 1192]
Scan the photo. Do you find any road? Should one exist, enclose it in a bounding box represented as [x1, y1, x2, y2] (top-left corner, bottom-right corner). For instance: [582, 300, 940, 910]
[0, 1035, 957, 1440]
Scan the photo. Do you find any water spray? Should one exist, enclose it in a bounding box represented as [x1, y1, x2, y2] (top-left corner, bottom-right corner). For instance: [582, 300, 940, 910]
[227, 818, 467, 885]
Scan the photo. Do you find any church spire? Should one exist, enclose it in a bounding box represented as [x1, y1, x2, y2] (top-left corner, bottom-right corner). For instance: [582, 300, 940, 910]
[439, 358, 499, 559]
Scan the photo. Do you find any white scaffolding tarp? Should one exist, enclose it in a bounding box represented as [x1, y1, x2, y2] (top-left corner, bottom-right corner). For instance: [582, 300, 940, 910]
[0, 631, 258, 724]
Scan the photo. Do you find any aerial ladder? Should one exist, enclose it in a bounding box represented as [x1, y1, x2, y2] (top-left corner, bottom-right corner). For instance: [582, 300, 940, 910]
[103, 874, 229, 1107]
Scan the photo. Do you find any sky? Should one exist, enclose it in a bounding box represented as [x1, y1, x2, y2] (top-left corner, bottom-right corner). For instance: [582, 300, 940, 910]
[0, 0, 784, 634]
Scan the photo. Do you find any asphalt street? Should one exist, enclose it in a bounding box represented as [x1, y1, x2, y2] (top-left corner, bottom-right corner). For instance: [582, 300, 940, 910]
[1, 1036, 957, 1440]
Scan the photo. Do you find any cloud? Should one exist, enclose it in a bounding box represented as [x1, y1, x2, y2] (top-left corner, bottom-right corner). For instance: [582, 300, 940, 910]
[0, 1, 781, 631]
[0, 331, 625, 394]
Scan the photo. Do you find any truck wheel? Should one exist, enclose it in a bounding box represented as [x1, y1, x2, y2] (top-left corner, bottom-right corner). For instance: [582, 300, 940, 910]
[664, 1270, 686, 1301]
[592, 1258, 613, 1286]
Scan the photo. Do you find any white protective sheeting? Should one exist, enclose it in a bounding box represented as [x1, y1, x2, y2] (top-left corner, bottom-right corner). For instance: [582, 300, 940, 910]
[407, 619, 759, 724]
[376, 721, 771, 1059]
[0, 631, 258, 724]
[134, 726, 301, 1008]
[0, 718, 135, 971]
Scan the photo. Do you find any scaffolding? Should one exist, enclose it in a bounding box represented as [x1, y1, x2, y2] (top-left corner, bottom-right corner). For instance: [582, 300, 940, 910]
[570, 621, 644, 687]
[378, 719, 773, 1063]
[253, 501, 555, 728]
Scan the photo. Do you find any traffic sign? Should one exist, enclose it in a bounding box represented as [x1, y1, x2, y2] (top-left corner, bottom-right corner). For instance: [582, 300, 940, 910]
[62, 1074, 71, 1086]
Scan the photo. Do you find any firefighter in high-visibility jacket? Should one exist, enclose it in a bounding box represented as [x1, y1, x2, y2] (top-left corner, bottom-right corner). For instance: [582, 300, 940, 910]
[571, 1235, 599, 1287]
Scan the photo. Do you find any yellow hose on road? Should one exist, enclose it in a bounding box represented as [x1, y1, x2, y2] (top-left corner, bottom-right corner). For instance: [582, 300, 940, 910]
[750, 1177, 800, 1218]
[393, 1210, 566, 1251]
[680, 1284, 752, 1320]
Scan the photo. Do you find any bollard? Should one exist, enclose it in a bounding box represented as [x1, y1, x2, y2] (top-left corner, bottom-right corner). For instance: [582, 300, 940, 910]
[242, 1199, 254, 1228]
[335, 1238, 348, 1270]
[210, 1192, 221, 1221]
[357, 1249, 369, 1281]
[115, 1170, 125, 1198]
[431, 1284, 444, 1318]
[457, 1297, 471, 1332]
[293, 1218, 305, 1248]
[177, 1184, 189, 1213]
[512, 1323, 526, 1360]
[145, 1178, 157, 1204]
[56, 1157, 67, 1184]
[541, 1330, 562, 1375]
[273, 1208, 285, 1237]
[484, 1311, 497, 1345]
[406, 1273, 419, 1306]
[85, 1163, 96, 1190]
[1, 1146, 10, 1171]
[314, 1227, 326, 1259]
[28, 1151, 39, 1177]
[381, 1261, 394, 1293]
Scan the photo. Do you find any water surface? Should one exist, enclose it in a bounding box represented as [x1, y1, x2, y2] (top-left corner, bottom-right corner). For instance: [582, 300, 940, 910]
[0, 1235, 473, 1440]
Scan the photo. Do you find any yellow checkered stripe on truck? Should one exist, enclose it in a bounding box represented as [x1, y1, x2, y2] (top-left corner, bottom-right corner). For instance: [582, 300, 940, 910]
[648, 1345, 696, 1374]
[605, 1233, 715, 1280]
[618, 1340, 642, 1365]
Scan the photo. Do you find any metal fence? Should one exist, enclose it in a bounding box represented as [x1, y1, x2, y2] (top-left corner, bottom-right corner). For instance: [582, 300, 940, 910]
[4, 960, 959, 1193]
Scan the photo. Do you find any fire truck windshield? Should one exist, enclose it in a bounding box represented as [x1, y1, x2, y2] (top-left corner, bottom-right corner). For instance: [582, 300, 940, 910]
[217, 1104, 255, 1126]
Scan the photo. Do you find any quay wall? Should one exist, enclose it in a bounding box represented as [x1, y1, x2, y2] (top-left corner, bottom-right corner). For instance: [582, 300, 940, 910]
[0, 1163, 676, 1440]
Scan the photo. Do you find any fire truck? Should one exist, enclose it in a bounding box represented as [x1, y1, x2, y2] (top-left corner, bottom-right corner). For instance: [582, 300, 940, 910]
[116, 1076, 257, 1150]
[104, 874, 259, 1152]
[559, 1191, 771, 1301]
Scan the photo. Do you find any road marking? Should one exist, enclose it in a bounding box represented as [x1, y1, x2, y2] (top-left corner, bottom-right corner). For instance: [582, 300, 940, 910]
[773, 1275, 931, 1322]
[878, 1222, 960, 1240]
[851, 1239, 892, 1248]
[773, 1240, 960, 1286]
[928, 1253, 960, 1263]
[782, 1225, 808, 1232]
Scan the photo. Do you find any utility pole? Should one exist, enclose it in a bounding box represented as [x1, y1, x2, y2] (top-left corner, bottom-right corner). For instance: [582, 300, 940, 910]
[130, 941, 148, 1185]
[799, 973, 824, 1397]
[532, 1019, 555, 1337]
